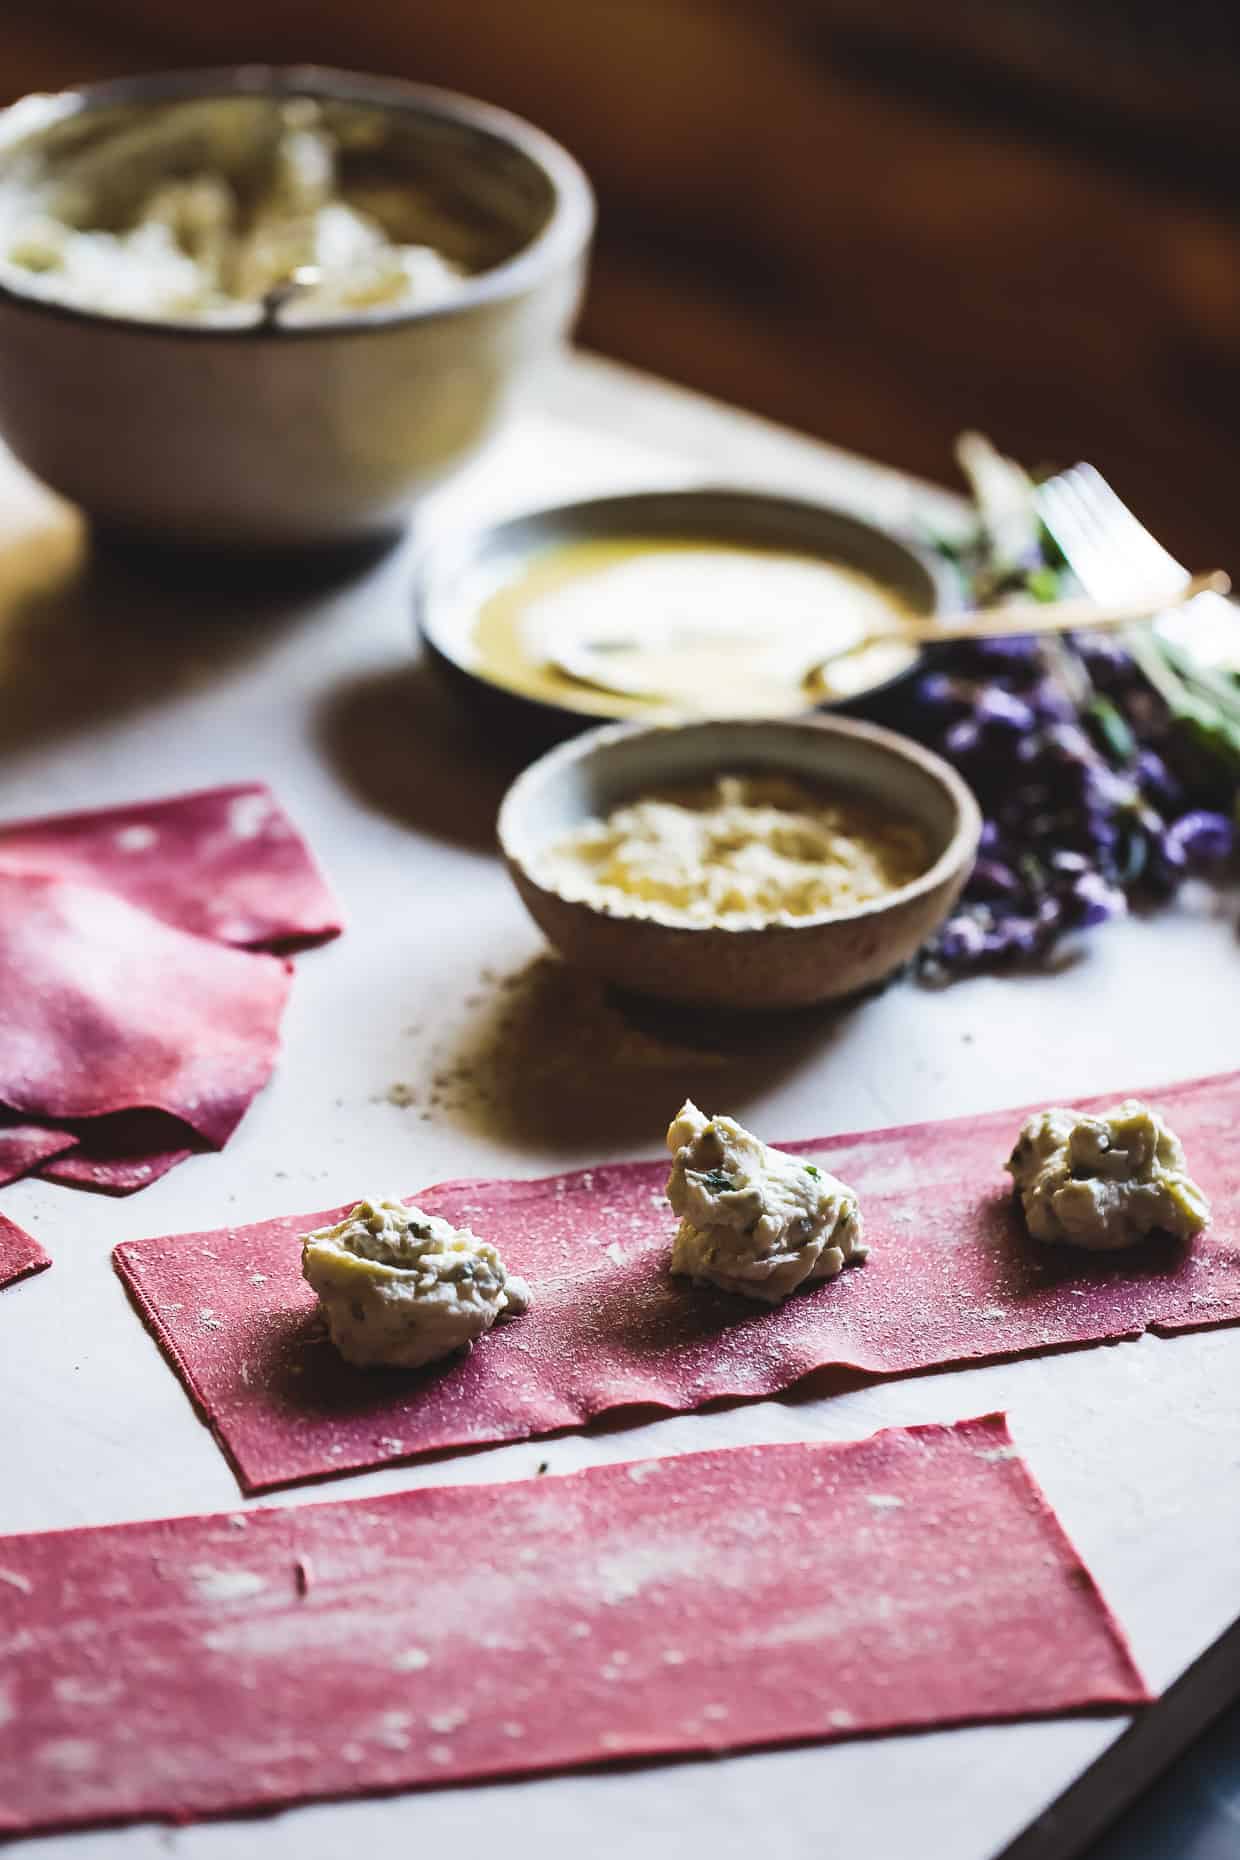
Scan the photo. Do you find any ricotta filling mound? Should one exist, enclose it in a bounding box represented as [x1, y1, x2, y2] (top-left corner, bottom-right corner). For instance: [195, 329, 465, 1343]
[1006, 1100, 1210, 1251]
[301, 1198, 531, 1369]
[665, 1099, 865, 1302]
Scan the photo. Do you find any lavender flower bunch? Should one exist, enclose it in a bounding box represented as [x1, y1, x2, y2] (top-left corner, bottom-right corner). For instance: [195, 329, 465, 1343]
[913, 438, 1238, 978]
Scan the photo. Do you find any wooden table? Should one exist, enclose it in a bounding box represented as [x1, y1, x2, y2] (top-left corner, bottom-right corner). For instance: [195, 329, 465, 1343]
[1, 349, 1237, 1860]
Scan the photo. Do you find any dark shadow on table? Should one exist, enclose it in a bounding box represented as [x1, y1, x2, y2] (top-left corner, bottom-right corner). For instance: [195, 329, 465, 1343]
[425, 953, 872, 1154]
[315, 658, 531, 852]
[0, 510, 392, 762]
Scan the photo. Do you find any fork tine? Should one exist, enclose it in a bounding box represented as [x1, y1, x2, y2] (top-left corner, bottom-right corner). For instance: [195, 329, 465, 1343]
[1068, 464, 1187, 585]
[1036, 465, 1185, 602]
[1037, 472, 1130, 598]
[1036, 461, 1231, 647]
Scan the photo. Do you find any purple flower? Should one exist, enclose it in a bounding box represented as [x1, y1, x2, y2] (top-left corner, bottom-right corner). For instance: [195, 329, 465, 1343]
[1155, 831, 1188, 883]
[1037, 722, 1097, 765]
[968, 858, 1023, 901]
[944, 718, 984, 762]
[1082, 764, 1140, 813]
[914, 673, 977, 720]
[983, 916, 1042, 958]
[1027, 679, 1078, 724]
[1035, 895, 1063, 932]
[1164, 810, 1235, 872]
[974, 688, 1037, 737]
[966, 635, 1044, 675]
[1135, 749, 1182, 810]
[1062, 872, 1127, 929]
[935, 915, 989, 965]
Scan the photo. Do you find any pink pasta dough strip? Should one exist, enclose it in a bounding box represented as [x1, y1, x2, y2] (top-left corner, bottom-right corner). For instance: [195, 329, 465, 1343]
[114, 1072, 1240, 1494]
[0, 1415, 1147, 1837]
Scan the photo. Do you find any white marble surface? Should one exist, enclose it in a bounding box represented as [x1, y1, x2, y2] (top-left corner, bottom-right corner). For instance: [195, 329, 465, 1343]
[1, 350, 1237, 1860]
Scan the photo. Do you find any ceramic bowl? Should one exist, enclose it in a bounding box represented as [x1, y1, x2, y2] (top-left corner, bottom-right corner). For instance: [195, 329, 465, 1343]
[498, 716, 981, 1008]
[0, 66, 593, 548]
[417, 486, 953, 733]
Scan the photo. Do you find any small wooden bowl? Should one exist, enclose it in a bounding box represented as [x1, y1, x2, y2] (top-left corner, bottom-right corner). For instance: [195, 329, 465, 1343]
[498, 717, 982, 1009]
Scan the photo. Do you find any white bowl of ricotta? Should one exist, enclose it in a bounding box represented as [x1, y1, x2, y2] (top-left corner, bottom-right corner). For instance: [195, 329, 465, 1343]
[0, 66, 593, 547]
[499, 716, 982, 1008]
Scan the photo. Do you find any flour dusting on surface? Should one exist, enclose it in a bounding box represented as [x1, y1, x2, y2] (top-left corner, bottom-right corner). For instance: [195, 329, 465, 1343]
[188, 1565, 267, 1604]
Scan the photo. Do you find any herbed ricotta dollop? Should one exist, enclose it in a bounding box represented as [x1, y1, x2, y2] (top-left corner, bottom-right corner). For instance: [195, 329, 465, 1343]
[532, 774, 928, 929]
[301, 1198, 531, 1369]
[665, 1100, 866, 1302]
[1006, 1100, 1210, 1251]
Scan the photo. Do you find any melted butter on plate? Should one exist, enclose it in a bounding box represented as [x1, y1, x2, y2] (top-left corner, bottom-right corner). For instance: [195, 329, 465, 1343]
[468, 537, 920, 720]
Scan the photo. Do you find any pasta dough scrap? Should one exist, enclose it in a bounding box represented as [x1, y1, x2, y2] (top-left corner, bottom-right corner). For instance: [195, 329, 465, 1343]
[0, 1212, 50, 1292]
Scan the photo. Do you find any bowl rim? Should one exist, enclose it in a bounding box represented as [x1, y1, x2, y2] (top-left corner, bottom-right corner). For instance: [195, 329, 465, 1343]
[0, 63, 595, 341]
[498, 714, 983, 936]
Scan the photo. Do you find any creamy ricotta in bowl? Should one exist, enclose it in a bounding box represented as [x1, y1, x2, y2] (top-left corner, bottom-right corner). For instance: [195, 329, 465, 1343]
[0, 95, 470, 326]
